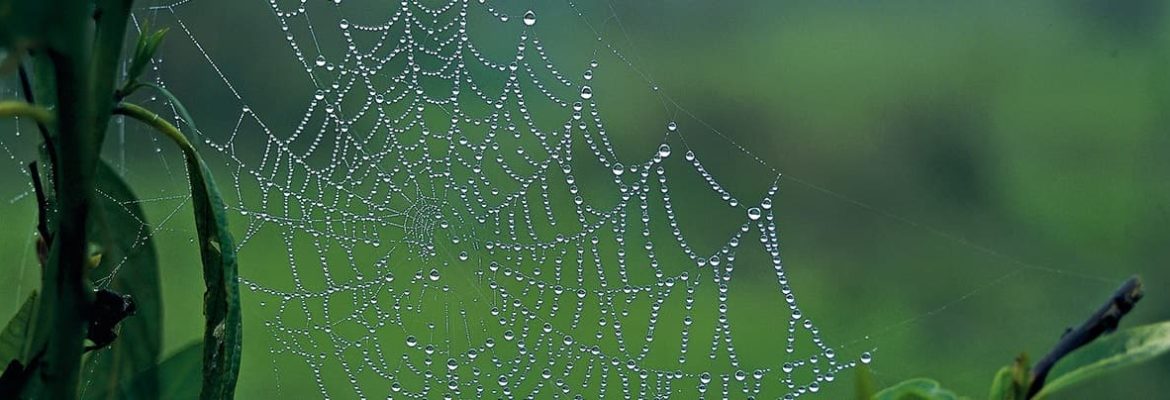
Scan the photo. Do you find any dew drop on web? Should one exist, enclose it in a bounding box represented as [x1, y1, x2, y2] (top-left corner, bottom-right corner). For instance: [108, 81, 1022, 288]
[658, 143, 672, 158]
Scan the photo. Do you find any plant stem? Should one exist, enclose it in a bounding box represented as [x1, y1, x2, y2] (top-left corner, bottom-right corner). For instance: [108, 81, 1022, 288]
[0, 101, 53, 126]
[113, 102, 195, 150]
[1027, 276, 1144, 398]
[92, 0, 135, 145]
[33, 0, 98, 397]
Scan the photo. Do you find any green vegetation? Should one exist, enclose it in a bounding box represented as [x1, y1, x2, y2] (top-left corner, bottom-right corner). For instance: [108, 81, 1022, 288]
[0, 0, 240, 398]
[0, 1, 1166, 399]
[861, 277, 1170, 399]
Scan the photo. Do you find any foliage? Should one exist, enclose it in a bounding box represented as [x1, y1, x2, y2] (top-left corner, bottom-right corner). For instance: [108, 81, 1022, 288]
[1034, 321, 1170, 398]
[863, 317, 1170, 399]
[82, 161, 163, 399]
[0, 0, 241, 398]
[0, 1, 1165, 399]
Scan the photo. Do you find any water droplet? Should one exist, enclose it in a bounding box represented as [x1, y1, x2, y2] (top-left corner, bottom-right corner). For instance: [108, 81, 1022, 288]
[315, 55, 326, 67]
[860, 352, 873, 364]
[657, 143, 671, 158]
[747, 207, 762, 220]
[339, 19, 349, 30]
[522, 10, 536, 26]
[429, 269, 441, 281]
[579, 85, 593, 100]
[406, 336, 418, 347]
[611, 163, 625, 176]
[667, 121, 677, 131]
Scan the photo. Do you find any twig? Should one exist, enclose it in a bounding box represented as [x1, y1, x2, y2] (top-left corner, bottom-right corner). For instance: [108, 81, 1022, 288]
[18, 62, 59, 171]
[28, 162, 52, 266]
[1027, 275, 1144, 398]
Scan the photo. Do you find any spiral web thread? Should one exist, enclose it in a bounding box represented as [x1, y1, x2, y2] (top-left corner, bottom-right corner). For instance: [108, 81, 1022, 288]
[135, 0, 872, 398]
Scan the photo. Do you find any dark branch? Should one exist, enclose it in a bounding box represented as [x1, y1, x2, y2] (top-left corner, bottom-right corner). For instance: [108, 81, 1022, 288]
[1027, 275, 1144, 398]
[28, 162, 51, 242]
[17, 62, 58, 169]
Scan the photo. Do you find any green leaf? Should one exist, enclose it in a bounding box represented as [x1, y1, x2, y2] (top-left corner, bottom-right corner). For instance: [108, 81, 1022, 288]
[1034, 321, 1170, 398]
[0, 292, 38, 368]
[874, 378, 960, 400]
[114, 102, 242, 400]
[81, 160, 162, 400]
[187, 137, 242, 400]
[988, 367, 1015, 400]
[987, 353, 1029, 400]
[88, 341, 203, 400]
[125, 25, 168, 87]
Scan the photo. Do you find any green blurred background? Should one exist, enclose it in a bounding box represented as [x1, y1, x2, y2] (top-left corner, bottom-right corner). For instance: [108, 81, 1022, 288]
[1, 0, 1169, 398]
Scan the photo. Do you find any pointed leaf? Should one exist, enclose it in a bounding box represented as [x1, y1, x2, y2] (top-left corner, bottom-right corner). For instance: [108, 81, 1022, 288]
[988, 354, 1029, 400]
[81, 160, 162, 400]
[186, 140, 242, 400]
[988, 367, 1015, 400]
[0, 292, 38, 368]
[1035, 321, 1170, 398]
[114, 102, 241, 400]
[125, 26, 168, 85]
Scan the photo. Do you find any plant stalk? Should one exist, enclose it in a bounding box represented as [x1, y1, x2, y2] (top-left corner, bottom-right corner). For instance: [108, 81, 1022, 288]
[1027, 276, 1144, 398]
[32, 0, 98, 397]
[0, 101, 52, 125]
[92, 0, 135, 144]
[113, 102, 195, 149]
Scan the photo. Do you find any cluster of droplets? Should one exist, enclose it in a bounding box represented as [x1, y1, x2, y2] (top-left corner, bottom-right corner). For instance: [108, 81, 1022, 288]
[153, 0, 868, 397]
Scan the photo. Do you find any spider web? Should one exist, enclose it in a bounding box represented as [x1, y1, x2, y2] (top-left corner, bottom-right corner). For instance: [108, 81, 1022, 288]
[0, 0, 1149, 398]
[126, 0, 872, 398]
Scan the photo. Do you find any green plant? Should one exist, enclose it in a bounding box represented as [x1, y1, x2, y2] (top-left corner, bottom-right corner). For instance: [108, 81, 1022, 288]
[0, 0, 241, 399]
[860, 276, 1170, 400]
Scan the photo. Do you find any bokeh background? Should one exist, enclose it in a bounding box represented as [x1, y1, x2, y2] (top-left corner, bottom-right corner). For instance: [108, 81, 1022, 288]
[1, 0, 1168, 398]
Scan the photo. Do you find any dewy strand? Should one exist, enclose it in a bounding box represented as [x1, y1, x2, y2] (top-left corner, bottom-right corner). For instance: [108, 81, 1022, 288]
[144, 0, 868, 398]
